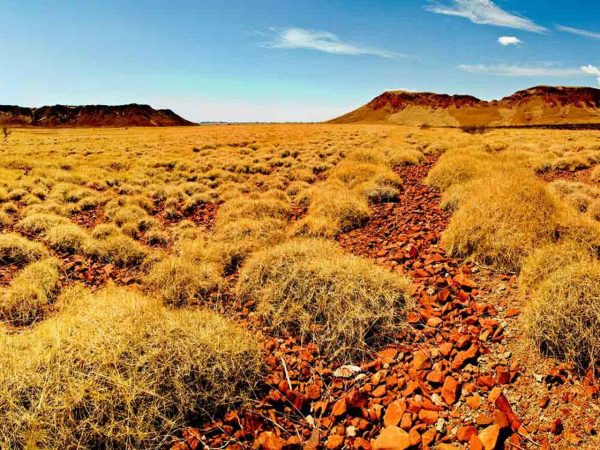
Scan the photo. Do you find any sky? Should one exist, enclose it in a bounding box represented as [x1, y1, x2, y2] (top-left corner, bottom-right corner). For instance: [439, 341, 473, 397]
[1, 0, 600, 122]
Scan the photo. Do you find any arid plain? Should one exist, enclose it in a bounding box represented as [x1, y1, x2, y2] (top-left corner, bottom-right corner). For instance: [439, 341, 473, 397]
[1, 123, 599, 449]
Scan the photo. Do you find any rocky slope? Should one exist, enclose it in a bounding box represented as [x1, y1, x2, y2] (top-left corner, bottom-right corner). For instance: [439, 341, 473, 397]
[330, 86, 600, 128]
[0, 104, 194, 127]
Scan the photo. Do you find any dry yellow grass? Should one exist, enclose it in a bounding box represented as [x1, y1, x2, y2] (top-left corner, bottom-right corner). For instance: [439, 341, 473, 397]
[2, 123, 600, 442]
[144, 256, 222, 306]
[441, 170, 563, 271]
[0, 258, 60, 325]
[524, 262, 600, 370]
[0, 287, 262, 448]
[0, 232, 45, 266]
[236, 239, 413, 360]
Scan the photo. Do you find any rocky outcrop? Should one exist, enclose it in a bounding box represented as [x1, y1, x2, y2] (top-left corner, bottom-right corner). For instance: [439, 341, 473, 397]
[330, 86, 600, 127]
[0, 104, 194, 127]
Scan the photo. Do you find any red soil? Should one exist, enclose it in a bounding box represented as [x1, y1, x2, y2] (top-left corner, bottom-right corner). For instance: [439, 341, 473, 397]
[171, 159, 599, 450]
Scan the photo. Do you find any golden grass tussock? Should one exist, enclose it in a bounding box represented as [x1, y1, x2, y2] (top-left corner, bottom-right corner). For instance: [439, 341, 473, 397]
[548, 180, 600, 213]
[0, 287, 262, 449]
[425, 152, 490, 191]
[385, 148, 426, 166]
[144, 256, 223, 306]
[0, 233, 45, 266]
[0, 258, 60, 325]
[215, 194, 291, 225]
[292, 183, 370, 238]
[518, 241, 594, 295]
[524, 262, 600, 370]
[84, 234, 148, 267]
[44, 223, 91, 253]
[16, 213, 71, 236]
[441, 171, 563, 272]
[236, 238, 413, 360]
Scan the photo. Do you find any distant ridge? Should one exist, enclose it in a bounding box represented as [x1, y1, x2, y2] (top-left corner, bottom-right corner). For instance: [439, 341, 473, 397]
[0, 104, 195, 127]
[329, 86, 600, 128]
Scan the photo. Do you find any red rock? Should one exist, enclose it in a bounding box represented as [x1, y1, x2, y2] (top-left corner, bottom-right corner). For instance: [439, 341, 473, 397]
[456, 426, 477, 442]
[469, 435, 484, 450]
[400, 413, 412, 430]
[408, 428, 421, 447]
[421, 428, 436, 447]
[439, 342, 453, 357]
[372, 384, 387, 398]
[371, 426, 411, 450]
[495, 366, 511, 385]
[452, 343, 479, 370]
[478, 375, 495, 389]
[418, 409, 439, 425]
[426, 370, 444, 384]
[478, 425, 499, 450]
[441, 376, 460, 405]
[412, 350, 431, 370]
[454, 273, 477, 289]
[325, 434, 344, 449]
[436, 445, 460, 450]
[254, 431, 285, 450]
[538, 395, 550, 409]
[494, 410, 510, 430]
[427, 316, 442, 327]
[494, 393, 522, 432]
[332, 398, 347, 417]
[384, 400, 406, 427]
[505, 308, 520, 318]
[379, 348, 398, 364]
[551, 418, 564, 435]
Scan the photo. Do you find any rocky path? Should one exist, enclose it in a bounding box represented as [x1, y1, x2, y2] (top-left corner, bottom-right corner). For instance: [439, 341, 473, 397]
[178, 158, 599, 450]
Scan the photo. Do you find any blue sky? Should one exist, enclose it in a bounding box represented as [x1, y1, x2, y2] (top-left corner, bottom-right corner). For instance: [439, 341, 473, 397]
[1, 0, 599, 121]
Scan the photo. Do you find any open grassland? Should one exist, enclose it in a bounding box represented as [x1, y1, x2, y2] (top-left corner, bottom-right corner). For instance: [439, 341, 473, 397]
[1, 124, 600, 448]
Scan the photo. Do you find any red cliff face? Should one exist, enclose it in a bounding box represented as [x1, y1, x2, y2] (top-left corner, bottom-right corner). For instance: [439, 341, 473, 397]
[0, 104, 194, 127]
[366, 91, 483, 112]
[498, 86, 600, 108]
[330, 86, 600, 127]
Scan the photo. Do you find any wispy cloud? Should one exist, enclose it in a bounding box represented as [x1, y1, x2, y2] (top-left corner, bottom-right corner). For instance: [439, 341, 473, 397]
[426, 0, 546, 33]
[498, 36, 522, 46]
[557, 25, 600, 40]
[263, 27, 401, 58]
[581, 64, 600, 86]
[459, 64, 580, 77]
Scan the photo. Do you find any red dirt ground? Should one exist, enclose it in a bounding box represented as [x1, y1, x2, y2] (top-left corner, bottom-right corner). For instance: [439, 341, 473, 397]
[171, 158, 599, 450]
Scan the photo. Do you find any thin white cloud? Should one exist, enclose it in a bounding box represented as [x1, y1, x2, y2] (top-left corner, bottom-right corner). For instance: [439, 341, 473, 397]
[426, 0, 546, 33]
[557, 25, 600, 40]
[581, 64, 600, 86]
[459, 64, 581, 77]
[498, 36, 522, 46]
[264, 27, 401, 58]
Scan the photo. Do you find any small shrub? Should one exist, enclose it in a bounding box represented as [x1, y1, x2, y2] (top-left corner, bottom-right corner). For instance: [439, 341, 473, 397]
[425, 152, 489, 191]
[145, 257, 222, 306]
[236, 239, 412, 359]
[85, 235, 147, 267]
[524, 262, 600, 370]
[0, 233, 45, 266]
[0, 258, 60, 325]
[44, 224, 90, 253]
[0, 287, 262, 448]
[519, 241, 594, 294]
[385, 148, 425, 166]
[442, 172, 562, 271]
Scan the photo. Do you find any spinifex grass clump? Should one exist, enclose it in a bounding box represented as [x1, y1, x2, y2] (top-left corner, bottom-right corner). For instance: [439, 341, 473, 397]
[441, 171, 564, 272]
[144, 256, 223, 306]
[0, 258, 60, 325]
[0, 287, 262, 449]
[524, 262, 600, 370]
[236, 238, 412, 360]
